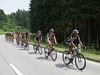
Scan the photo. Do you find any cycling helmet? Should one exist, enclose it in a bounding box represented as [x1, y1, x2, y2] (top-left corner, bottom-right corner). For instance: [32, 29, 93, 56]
[50, 28, 54, 32]
[72, 29, 79, 34]
[38, 30, 41, 33]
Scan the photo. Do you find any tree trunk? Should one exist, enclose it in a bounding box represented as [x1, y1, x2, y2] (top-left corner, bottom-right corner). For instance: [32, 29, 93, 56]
[88, 19, 91, 49]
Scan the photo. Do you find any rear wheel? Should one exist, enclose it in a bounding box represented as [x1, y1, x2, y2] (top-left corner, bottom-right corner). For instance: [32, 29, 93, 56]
[44, 47, 49, 58]
[75, 53, 86, 70]
[26, 44, 29, 51]
[62, 52, 71, 65]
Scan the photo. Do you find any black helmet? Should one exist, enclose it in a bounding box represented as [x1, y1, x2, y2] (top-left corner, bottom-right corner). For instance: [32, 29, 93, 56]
[50, 28, 54, 32]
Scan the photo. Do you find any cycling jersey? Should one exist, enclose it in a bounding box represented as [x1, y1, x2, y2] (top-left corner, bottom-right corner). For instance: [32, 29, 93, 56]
[36, 33, 42, 41]
[10, 33, 14, 37]
[46, 32, 55, 43]
[25, 32, 29, 39]
[21, 33, 24, 39]
[66, 34, 80, 45]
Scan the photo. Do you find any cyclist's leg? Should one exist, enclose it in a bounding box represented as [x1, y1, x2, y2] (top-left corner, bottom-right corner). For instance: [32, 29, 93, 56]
[11, 37, 12, 42]
[34, 39, 37, 46]
[68, 42, 76, 58]
[37, 40, 41, 46]
[47, 41, 51, 51]
[24, 38, 27, 45]
[16, 37, 18, 44]
[47, 41, 53, 55]
[12, 36, 14, 43]
[36, 41, 39, 49]
[21, 38, 24, 45]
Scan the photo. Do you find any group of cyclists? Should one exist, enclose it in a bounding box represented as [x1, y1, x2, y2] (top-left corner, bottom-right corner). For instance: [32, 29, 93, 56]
[4, 28, 86, 70]
[34, 28, 85, 62]
[5, 28, 84, 59]
[5, 32, 14, 43]
[5, 31, 29, 48]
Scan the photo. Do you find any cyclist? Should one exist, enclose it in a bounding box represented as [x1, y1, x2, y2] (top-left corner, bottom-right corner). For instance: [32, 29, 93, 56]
[66, 29, 84, 58]
[21, 32, 25, 46]
[11, 32, 14, 43]
[16, 32, 20, 45]
[46, 28, 57, 55]
[25, 31, 29, 47]
[34, 30, 42, 47]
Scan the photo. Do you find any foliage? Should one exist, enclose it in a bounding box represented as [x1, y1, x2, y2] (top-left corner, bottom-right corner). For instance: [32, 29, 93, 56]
[0, 9, 30, 32]
[30, 0, 100, 50]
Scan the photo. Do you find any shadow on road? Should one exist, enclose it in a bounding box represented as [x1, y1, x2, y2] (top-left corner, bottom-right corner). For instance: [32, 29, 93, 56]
[55, 63, 78, 71]
[16, 46, 20, 48]
[28, 52, 35, 54]
[19, 48, 26, 51]
[37, 56, 53, 61]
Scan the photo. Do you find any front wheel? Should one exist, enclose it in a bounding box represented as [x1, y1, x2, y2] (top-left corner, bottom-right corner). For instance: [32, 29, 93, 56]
[38, 46, 43, 55]
[33, 45, 37, 53]
[75, 53, 86, 70]
[44, 47, 49, 58]
[50, 49, 57, 61]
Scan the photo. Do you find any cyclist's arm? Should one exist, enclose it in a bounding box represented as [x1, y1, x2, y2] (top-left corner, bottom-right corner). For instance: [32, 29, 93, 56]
[47, 36, 49, 42]
[53, 34, 57, 44]
[34, 34, 36, 41]
[78, 36, 83, 47]
[41, 35, 42, 41]
[28, 34, 30, 39]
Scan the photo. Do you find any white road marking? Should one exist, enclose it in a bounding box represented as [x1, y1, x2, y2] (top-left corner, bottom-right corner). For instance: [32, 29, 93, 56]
[9, 64, 23, 75]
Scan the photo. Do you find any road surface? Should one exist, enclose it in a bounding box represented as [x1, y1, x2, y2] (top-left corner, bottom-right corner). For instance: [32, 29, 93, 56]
[0, 35, 100, 75]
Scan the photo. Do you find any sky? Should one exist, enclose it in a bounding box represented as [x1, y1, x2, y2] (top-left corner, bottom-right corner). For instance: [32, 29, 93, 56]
[0, 0, 30, 14]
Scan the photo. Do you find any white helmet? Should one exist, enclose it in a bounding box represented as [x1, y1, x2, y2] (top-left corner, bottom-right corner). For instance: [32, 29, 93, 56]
[50, 28, 54, 32]
[72, 29, 79, 34]
[37, 30, 41, 33]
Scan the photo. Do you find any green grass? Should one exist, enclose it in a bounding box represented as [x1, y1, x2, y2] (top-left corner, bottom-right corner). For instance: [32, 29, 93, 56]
[29, 40, 100, 63]
[0, 29, 5, 35]
[29, 41, 67, 52]
[82, 51, 100, 62]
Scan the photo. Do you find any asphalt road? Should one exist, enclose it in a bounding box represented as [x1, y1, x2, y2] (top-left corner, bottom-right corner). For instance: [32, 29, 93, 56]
[0, 35, 100, 75]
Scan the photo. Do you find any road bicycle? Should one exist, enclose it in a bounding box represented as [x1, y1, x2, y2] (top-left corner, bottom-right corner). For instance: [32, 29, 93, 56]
[21, 41, 29, 51]
[44, 46, 57, 61]
[62, 47, 86, 70]
[33, 45, 43, 55]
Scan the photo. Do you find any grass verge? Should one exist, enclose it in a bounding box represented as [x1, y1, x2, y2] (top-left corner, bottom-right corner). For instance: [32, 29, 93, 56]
[82, 51, 100, 63]
[0, 29, 5, 35]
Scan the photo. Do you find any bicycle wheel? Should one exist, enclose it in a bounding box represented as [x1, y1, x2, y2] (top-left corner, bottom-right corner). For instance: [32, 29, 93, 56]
[75, 53, 86, 70]
[50, 49, 57, 61]
[44, 47, 49, 58]
[62, 52, 71, 65]
[38, 46, 43, 55]
[26, 44, 30, 51]
[33, 45, 37, 53]
[23, 44, 26, 49]
[20, 42, 24, 48]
